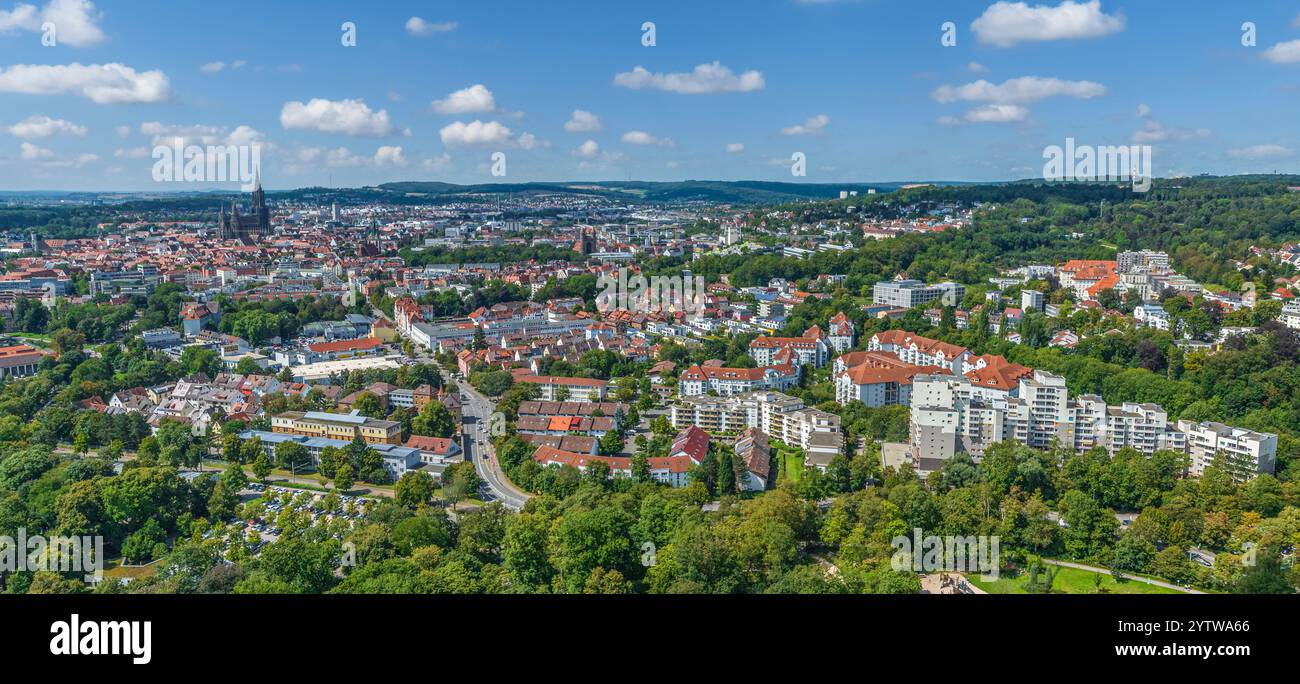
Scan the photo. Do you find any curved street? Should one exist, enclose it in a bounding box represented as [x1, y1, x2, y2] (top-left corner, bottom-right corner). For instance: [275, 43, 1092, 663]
[454, 376, 531, 510]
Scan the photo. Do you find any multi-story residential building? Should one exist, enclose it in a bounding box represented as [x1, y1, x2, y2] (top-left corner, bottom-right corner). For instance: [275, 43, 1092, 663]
[670, 391, 843, 468]
[678, 362, 799, 397]
[1119, 272, 1157, 301]
[1134, 304, 1171, 330]
[1278, 300, 1300, 330]
[1021, 290, 1045, 312]
[827, 312, 855, 353]
[868, 330, 972, 374]
[835, 357, 945, 407]
[1117, 250, 1170, 274]
[749, 327, 830, 367]
[1057, 260, 1118, 301]
[907, 372, 1276, 480]
[90, 267, 163, 297]
[1178, 420, 1277, 481]
[512, 374, 609, 402]
[873, 277, 965, 309]
[271, 410, 402, 445]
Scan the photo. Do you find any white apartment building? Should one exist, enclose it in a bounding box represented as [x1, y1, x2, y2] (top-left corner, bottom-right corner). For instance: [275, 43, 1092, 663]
[1279, 300, 1300, 330]
[678, 363, 799, 397]
[1133, 304, 1171, 330]
[749, 334, 830, 368]
[868, 329, 973, 374]
[827, 312, 855, 353]
[671, 390, 844, 468]
[1178, 420, 1277, 481]
[873, 278, 965, 309]
[1117, 250, 1171, 274]
[907, 372, 1276, 480]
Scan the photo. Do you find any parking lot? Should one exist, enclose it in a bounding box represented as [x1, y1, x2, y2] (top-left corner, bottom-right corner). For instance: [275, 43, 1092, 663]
[236, 483, 371, 546]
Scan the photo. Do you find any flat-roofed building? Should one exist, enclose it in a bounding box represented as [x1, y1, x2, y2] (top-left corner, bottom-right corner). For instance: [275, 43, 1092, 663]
[239, 430, 419, 479]
[1178, 420, 1277, 481]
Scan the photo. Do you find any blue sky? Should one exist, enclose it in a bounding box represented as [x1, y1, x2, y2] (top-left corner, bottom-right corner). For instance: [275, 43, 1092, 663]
[2, 0, 1300, 190]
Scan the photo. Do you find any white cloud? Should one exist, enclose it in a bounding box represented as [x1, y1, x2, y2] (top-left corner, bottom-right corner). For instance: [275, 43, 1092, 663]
[373, 145, 407, 167]
[439, 119, 541, 149]
[0, 62, 171, 104]
[621, 130, 674, 147]
[431, 84, 496, 114]
[971, 0, 1125, 48]
[280, 98, 396, 137]
[16, 140, 95, 168]
[139, 121, 270, 150]
[564, 109, 603, 133]
[1136, 103, 1151, 117]
[931, 76, 1105, 104]
[224, 125, 267, 147]
[1133, 120, 1211, 144]
[1130, 119, 1210, 143]
[967, 61, 990, 74]
[725, 143, 745, 153]
[199, 59, 248, 74]
[422, 153, 452, 173]
[781, 114, 830, 136]
[613, 61, 765, 94]
[1227, 144, 1293, 160]
[113, 146, 148, 159]
[19, 141, 52, 159]
[1262, 40, 1300, 65]
[573, 139, 600, 159]
[405, 16, 457, 36]
[0, 0, 104, 47]
[316, 146, 411, 168]
[43, 152, 96, 168]
[938, 104, 1030, 125]
[114, 125, 130, 137]
[440, 120, 510, 147]
[325, 147, 366, 167]
[7, 114, 86, 138]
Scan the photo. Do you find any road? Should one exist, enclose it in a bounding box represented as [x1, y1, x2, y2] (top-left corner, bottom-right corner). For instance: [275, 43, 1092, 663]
[1041, 558, 1205, 594]
[378, 303, 528, 508]
[454, 375, 531, 510]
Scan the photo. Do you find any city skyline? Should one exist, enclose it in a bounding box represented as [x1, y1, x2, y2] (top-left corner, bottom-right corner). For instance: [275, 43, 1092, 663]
[2, 0, 1300, 190]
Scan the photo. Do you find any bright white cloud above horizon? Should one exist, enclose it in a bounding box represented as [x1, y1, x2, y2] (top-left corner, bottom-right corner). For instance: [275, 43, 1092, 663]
[0, 0, 1295, 189]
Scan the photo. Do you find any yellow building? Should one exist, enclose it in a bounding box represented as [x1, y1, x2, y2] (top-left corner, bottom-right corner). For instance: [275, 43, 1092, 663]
[271, 410, 402, 445]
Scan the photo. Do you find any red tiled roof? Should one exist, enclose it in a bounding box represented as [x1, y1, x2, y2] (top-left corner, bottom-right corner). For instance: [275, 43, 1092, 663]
[872, 329, 968, 359]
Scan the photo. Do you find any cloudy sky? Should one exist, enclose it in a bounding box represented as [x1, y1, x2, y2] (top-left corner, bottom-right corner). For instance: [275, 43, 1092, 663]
[2, 0, 1300, 190]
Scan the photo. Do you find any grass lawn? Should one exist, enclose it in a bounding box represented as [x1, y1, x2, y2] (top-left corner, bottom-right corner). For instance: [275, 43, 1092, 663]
[967, 566, 1181, 594]
[779, 451, 804, 483]
[10, 332, 52, 347]
[102, 558, 161, 582]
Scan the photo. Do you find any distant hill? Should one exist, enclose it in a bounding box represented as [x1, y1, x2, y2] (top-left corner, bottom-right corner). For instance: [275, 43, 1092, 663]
[370, 180, 965, 204]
